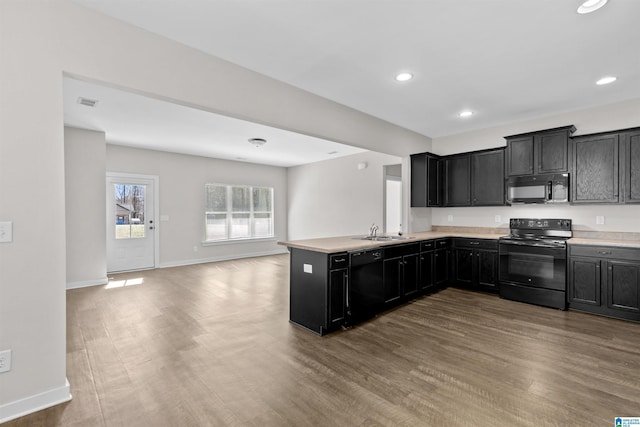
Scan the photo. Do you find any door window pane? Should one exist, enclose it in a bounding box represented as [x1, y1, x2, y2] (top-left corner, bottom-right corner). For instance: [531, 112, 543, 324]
[114, 183, 146, 239]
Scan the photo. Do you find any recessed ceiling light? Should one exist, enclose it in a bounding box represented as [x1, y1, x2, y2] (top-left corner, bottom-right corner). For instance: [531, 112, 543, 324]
[577, 0, 608, 14]
[596, 76, 617, 85]
[395, 73, 413, 82]
[458, 110, 474, 118]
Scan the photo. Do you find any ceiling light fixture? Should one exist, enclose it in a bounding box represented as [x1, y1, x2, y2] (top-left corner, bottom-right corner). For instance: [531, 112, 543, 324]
[577, 0, 608, 14]
[248, 138, 267, 147]
[596, 76, 617, 85]
[395, 73, 413, 82]
[458, 110, 474, 118]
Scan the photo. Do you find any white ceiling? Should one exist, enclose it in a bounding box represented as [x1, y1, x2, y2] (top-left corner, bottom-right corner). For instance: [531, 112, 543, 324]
[68, 0, 640, 164]
[63, 78, 366, 167]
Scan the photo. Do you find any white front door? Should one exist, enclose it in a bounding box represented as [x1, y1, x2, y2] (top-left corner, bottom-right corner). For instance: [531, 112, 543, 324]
[106, 173, 157, 273]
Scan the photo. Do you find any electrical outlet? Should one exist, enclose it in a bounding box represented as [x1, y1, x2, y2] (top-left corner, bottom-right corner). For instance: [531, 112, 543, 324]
[596, 216, 605, 225]
[0, 349, 11, 373]
[495, 215, 501, 223]
[193, 245, 199, 252]
[447, 215, 454, 222]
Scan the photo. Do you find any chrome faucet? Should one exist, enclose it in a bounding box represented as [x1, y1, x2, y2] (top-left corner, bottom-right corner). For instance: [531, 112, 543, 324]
[369, 223, 379, 239]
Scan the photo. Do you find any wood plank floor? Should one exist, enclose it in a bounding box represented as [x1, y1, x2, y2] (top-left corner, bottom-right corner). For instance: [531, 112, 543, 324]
[6, 253, 640, 426]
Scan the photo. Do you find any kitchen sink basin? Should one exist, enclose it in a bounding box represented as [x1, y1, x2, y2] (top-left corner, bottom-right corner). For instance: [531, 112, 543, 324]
[354, 235, 413, 241]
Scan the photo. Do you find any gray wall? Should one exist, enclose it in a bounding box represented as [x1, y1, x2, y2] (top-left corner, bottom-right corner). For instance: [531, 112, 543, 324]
[65, 127, 107, 288]
[106, 145, 288, 266]
[288, 151, 402, 240]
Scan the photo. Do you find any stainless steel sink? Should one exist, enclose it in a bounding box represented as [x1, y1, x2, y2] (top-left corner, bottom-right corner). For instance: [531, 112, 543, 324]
[354, 235, 413, 241]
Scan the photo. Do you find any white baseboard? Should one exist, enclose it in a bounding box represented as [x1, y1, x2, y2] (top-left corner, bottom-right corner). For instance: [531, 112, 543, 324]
[66, 276, 108, 290]
[0, 378, 72, 424]
[159, 249, 289, 269]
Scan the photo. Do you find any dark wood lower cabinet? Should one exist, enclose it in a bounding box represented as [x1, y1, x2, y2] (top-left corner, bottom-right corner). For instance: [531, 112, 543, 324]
[568, 245, 640, 322]
[383, 243, 421, 307]
[328, 268, 348, 329]
[453, 239, 498, 292]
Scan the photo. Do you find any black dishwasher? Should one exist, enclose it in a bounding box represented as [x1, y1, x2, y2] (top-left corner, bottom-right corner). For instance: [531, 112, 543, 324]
[348, 248, 384, 324]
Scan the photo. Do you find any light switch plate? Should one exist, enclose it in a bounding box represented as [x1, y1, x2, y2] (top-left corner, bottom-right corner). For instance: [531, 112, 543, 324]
[0, 221, 13, 243]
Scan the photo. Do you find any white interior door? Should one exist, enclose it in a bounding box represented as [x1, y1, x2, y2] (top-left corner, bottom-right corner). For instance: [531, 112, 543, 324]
[106, 173, 157, 272]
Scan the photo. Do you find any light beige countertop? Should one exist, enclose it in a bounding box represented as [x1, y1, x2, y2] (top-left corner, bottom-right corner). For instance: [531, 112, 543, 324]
[278, 230, 505, 254]
[278, 227, 640, 253]
[568, 237, 640, 248]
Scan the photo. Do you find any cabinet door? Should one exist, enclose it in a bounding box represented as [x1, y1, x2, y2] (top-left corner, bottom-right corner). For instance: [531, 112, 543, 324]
[410, 154, 427, 207]
[568, 257, 601, 306]
[383, 258, 402, 305]
[454, 248, 474, 286]
[606, 260, 640, 313]
[419, 251, 434, 292]
[445, 155, 471, 206]
[403, 254, 420, 299]
[434, 248, 449, 286]
[328, 268, 348, 328]
[623, 129, 640, 204]
[536, 130, 568, 173]
[506, 136, 534, 176]
[476, 249, 498, 290]
[427, 155, 442, 206]
[571, 134, 619, 203]
[472, 149, 505, 206]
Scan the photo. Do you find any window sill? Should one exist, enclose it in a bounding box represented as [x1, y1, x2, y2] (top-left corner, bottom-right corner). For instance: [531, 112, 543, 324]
[201, 237, 278, 247]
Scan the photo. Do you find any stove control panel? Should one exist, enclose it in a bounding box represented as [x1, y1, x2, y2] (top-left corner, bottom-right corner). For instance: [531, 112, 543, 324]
[509, 218, 572, 231]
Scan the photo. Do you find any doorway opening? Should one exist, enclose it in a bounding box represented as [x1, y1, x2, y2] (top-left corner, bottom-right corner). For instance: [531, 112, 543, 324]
[384, 164, 402, 235]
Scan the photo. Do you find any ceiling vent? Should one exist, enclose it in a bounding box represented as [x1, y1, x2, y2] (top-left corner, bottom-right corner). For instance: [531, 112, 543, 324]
[77, 97, 99, 107]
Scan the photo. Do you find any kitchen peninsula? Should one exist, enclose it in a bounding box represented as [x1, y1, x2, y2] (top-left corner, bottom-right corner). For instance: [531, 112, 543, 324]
[279, 229, 506, 335]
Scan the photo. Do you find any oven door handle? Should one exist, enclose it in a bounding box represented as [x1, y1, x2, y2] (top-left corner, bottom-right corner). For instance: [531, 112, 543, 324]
[499, 240, 563, 249]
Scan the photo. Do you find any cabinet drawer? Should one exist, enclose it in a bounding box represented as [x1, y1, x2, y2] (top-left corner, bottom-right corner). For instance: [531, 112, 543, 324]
[569, 245, 640, 261]
[421, 240, 435, 251]
[453, 238, 497, 250]
[329, 253, 349, 269]
[385, 243, 421, 259]
[435, 239, 450, 249]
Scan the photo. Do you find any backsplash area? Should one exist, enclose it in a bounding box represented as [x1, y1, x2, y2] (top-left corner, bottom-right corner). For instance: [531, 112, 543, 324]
[429, 204, 640, 234]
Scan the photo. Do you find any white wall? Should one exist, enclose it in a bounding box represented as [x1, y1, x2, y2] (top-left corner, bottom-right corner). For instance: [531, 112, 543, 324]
[65, 127, 107, 288]
[430, 99, 640, 232]
[106, 145, 288, 266]
[288, 151, 402, 240]
[0, 0, 430, 420]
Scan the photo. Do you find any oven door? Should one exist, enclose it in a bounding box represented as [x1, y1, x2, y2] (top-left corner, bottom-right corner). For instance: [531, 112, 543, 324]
[499, 240, 566, 291]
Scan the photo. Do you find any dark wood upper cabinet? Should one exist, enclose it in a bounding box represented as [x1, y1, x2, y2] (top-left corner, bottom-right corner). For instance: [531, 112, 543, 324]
[622, 128, 640, 204]
[506, 126, 575, 176]
[571, 133, 619, 204]
[471, 148, 505, 206]
[444, 154, 471, 206]
[410, 153, 441, 207]
[506, 135, 534, 176]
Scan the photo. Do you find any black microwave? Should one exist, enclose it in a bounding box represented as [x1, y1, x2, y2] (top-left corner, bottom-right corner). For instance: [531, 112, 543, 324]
[506, 173, 569, 204]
